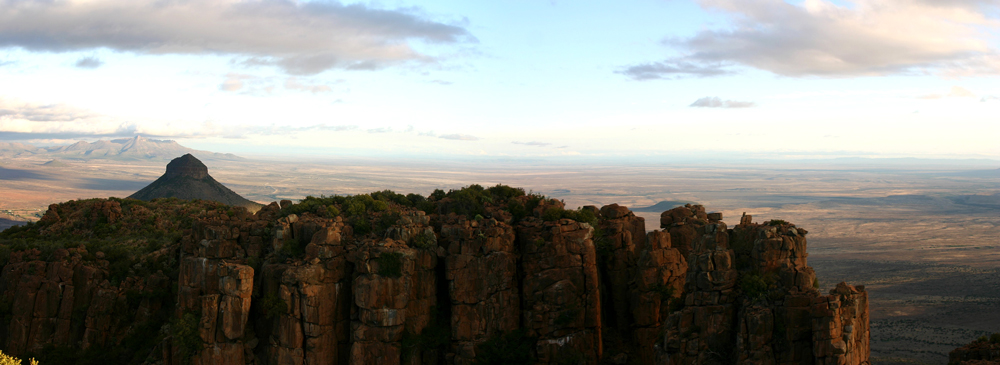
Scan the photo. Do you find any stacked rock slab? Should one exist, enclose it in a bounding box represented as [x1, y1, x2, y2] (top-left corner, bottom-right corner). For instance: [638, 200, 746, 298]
[173, 210, 261, 365]
[347, 240, 417, 365]
[0, 247, 171, 359]
[661, 205, 738, 364]
[262, 215, 353, 365]
[630, 229, 688, 364]
[595, 204, 645, 334]
[0, 195, 874, 365]
[727, 218, 870, 365]
[517, 218, 602, 364]
[730, 218, 820, 365]
[440, 214, 519, 365]
[812, 282, 869, 365]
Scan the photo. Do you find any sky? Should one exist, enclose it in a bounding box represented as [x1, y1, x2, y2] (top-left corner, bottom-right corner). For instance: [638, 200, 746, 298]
[0, 0, 999, 160]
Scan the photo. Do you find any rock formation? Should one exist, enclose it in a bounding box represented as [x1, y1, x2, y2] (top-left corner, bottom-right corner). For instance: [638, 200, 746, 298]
[0, 185, 870, 365]
[129, 154, 262, 211]
[950, 335, 1000, 364]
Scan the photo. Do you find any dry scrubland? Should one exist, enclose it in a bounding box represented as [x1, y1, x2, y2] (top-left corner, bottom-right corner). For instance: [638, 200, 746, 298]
[1, 154, 998, 364]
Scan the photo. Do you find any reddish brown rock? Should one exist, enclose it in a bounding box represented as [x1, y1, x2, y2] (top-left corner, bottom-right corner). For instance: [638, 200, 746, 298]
[951, 339, 1000, 364]
[347, 240, 425, 365]
[594, 204, 646, 360]
[630, 230, 687, 364]
[518, 218, 602, 364]
[660, 204, 710, 257]
[661, 205, 738, 364]
[440, 215, 519, 364]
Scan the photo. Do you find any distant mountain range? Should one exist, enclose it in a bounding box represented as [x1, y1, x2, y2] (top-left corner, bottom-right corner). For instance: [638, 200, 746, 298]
[0, 136, 241, 161]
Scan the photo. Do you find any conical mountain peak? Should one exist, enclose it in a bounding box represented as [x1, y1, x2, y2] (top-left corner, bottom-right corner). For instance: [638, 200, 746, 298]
[129, 154, 261, 211]
[164, 154, 209, 179]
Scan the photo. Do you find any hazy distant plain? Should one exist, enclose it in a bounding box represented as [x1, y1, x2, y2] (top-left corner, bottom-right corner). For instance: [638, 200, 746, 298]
[1, 155, 998, 364]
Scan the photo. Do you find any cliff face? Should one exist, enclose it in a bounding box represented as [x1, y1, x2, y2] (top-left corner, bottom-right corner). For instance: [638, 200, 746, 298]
[0, 186, 870, 365]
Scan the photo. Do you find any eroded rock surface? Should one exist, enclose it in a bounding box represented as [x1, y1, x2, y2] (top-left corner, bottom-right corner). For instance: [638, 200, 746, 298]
[0, 192, 871, 365]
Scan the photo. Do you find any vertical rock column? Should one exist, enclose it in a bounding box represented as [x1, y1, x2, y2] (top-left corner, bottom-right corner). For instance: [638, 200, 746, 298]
[595, 204, 644, 334]
[812, 283, 869, 365]
[402, 245, 439, 364]
[348, 241, 417, 365]
[661, 206, 737, 364]
[518, 219, 602, 364]
[440, 215, 519, 365]
[264, 218, 353, 365]
[176, 258, 254, 365]
[630, 230, 687, 364]
[174, 214, 257, 365]
[0, 249, 82, 356]
[733, 220, 820, 365]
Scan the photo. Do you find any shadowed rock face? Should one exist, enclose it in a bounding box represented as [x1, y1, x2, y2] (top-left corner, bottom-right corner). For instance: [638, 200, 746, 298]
[129, 154, 261, 211]
[163, 154, 209, 179]
[0, 196, 871, 365]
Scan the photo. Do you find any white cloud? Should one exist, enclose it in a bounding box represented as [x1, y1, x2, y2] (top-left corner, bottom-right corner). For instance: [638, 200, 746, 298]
[439, 134, 478, 141]
[284, 78, 333, 94]
[0, 0, 474, 75]
[689, 96, 756, 108]
[512, 141, 552, 147]
[218, 73, 276, 94]
[917, 86, 977, 99]
[219, 73, 253, 92]
[623, 0, 1000, 79]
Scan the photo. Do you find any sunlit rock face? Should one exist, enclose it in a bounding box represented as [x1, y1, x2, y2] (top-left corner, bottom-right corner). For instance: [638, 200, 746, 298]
[0, 190, 870, 365]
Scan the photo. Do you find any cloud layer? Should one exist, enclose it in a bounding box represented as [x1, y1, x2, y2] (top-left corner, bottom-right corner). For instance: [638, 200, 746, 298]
[0, 0, 473, 74]
[689, 97, 755, 108]
[622, 0, 1000, 79]
[439, 134, 478, 141]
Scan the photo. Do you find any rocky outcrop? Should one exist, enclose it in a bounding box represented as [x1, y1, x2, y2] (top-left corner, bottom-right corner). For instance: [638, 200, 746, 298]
[661, 205, 738, 364]
[951, 338, 1000, 364]
[630, 230, 687, 364]
[440, 215, 519, 365]
[347, 240, 416, 365]
[517, 218, 602, 364]
[0, 189, 871, 365]
[0, 246, 171, 359]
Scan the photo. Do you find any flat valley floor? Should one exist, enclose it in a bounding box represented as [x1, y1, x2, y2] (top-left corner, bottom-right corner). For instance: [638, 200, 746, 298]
[2, 155, 998, 364]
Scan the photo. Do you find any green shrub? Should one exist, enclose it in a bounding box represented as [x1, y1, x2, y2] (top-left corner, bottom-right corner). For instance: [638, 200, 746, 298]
[351, 216, 372, 236]
[541, 207, 597, 226]
[377, 252, 404, 278]
[991, 333, 1000, 344]
[542, 207, 563, 222]
[739, 273, 770, 302]
[410, 233, 436, 249]
[475, 329, 536, 365]
[171, 312, 202, 362]
[374, 212, 400, 236]
[259, 293, 288, 319]
[767, 219, 788, 226]
[653, 284, 676, 298]
[280, 235, 304, 258]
